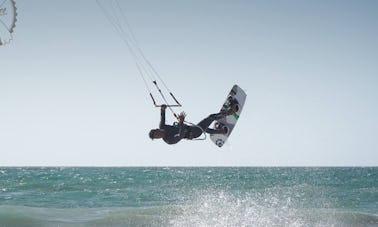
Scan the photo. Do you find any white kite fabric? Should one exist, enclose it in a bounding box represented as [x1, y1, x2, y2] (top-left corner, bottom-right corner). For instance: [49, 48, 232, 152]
[0, 0, 17, 45]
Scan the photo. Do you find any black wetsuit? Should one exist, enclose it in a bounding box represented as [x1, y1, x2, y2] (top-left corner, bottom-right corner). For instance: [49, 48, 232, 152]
[159, 109, 225, 144]
[159, 109, 185, 144]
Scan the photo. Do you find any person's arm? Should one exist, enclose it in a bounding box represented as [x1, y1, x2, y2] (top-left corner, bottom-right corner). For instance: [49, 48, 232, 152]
[159, 105, 167, 128]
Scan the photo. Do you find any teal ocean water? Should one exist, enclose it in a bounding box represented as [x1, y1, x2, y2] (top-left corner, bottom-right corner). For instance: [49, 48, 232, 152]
[0, 167, 377, 226]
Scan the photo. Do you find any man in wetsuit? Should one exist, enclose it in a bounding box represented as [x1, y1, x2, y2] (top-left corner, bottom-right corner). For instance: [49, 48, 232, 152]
[148, 105, 233, 144]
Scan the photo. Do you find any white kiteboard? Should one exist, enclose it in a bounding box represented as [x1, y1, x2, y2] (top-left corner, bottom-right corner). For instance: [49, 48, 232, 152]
[210, 85, 247, 147]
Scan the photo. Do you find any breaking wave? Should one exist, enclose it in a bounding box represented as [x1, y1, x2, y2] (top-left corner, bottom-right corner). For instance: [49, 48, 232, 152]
[1, 189, 377, 227]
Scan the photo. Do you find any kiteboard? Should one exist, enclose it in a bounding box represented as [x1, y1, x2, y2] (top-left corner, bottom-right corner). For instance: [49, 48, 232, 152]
[210, 85, 247, 147]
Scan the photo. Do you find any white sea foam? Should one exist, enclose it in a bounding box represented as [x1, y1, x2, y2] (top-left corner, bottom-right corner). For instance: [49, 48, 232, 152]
[169, 189, 378, 227]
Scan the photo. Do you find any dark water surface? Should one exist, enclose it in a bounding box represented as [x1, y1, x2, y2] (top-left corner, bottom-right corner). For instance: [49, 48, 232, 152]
[1, 167, 377, 226]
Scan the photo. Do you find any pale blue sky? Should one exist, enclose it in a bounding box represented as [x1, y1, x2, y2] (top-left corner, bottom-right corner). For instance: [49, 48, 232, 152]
[1, 0, 377, 166]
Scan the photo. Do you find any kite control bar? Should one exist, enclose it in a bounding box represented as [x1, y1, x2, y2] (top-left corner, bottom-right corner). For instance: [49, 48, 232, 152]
[150, 80, 182, 108]
[149, 93, 182, 108]
[154, 104, 182, 107]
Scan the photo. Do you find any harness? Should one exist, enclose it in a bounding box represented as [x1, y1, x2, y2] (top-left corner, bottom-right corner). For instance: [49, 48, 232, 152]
[173, 122, 207, 141]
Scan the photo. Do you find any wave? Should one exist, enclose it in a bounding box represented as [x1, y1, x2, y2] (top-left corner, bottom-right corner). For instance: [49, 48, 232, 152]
[0, 205, 175, 227]
[1, 178, 378, 226]
[1, 202, 377, 227]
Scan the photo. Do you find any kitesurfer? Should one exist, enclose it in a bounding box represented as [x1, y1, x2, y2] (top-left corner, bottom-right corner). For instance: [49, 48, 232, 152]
[149, 104, 236, 144]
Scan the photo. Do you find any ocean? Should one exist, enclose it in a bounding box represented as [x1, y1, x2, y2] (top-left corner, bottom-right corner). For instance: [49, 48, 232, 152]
[0, 167, 377, 226]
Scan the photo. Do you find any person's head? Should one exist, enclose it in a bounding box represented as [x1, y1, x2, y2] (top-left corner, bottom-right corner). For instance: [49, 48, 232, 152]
[149, 129, 165, 140]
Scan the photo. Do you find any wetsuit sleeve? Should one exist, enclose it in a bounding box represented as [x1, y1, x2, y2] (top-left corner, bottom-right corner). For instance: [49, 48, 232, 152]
[159, 108, 166, 128]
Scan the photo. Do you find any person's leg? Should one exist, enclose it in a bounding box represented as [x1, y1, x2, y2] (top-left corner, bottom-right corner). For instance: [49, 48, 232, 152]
[186, 126, 203, 139]
[197, 113, 226, 135]
[204, 127, 224, 134]
[197, 114, 219, 129]
[195, 98, 238, 135]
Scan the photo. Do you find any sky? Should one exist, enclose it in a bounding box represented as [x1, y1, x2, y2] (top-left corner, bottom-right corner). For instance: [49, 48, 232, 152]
[1, 0, 377, 166]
